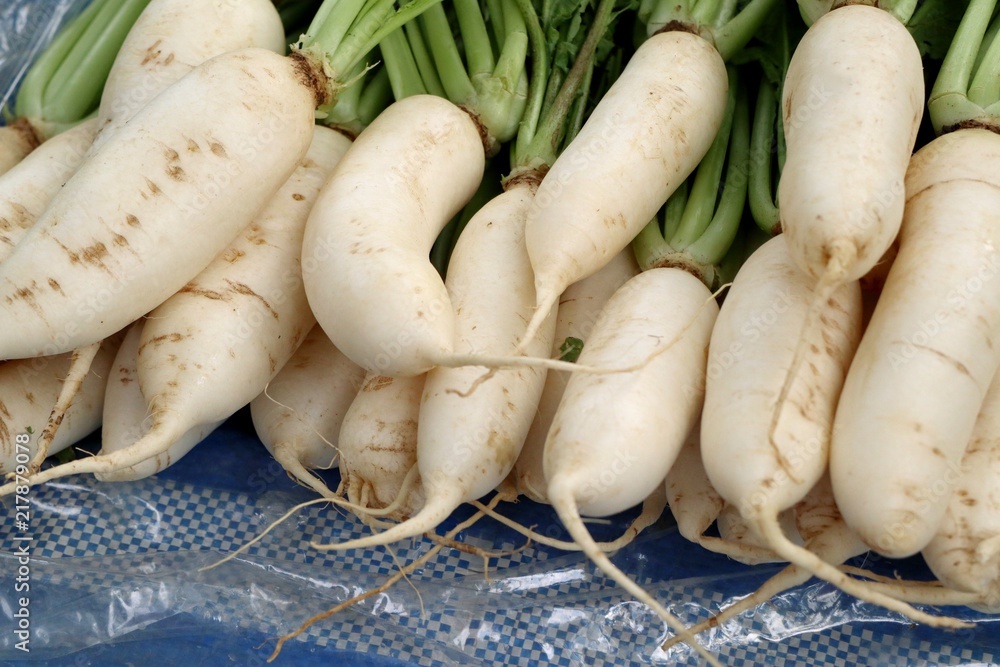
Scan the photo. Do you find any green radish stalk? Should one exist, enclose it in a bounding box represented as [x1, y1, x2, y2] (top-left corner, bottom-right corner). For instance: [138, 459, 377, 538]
[0, 334, 123, 475]
[11, 0, 152, 140]
[252, 325, 366, 498]
[2, 127, 350, 492]
[96, 322, 224, 482]
[338, 372, 426, 518]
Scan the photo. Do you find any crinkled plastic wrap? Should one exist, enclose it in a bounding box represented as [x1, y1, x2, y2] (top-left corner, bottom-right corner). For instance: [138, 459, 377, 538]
[1, 4, 999, 666]
[1, 418, 998, 666]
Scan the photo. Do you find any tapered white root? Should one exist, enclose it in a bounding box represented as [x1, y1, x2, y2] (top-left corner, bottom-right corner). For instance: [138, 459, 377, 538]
[471, 485, 668, 553]
[29, 342, 102, 471]
[310, 485, 463, 551]
[269, 493, 505, 662]
[755, 514, 971, 628]
[547, 478, 721, 667]
[0, 416, 187, 496]
[271, 444, 338, 499]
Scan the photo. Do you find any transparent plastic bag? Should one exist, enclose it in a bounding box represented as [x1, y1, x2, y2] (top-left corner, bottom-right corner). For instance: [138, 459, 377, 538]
[2, 415, 997, 666]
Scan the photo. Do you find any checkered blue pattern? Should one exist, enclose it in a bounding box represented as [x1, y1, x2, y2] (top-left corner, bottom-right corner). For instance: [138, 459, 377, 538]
[2, 470, 997, 666]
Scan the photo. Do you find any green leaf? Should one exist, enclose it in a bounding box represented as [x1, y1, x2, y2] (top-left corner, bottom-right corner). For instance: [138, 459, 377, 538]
[558, 337, 585, 362]
[908, 0, 973, 60]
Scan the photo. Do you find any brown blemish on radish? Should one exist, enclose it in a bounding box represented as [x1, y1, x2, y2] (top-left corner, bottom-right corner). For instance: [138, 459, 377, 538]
[222, 248, 245, 263]
[912, 344, 974, 379]
[165, 147, 180, 162]
[179, 285, 226, 300]
[209, 142, 227, 158]
[144, 179, 161, 196]
[137, 332, 187, 354]
[292, 193, 305, 201]
[224, 280, 278, 319]
[167, 165, 185, 180]
[47, 278, 64, 294]
[141, 40, 163, 66]
[187, 139, 200, 153]
[365, 376, 394, 392]
[288, 51, 331, 107]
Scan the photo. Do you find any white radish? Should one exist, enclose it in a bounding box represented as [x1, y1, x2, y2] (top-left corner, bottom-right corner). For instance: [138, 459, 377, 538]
[701, 234, 966, 626]
[832, 128, 1000, 560]
[90, 0, 285, 149]
[302, 94, 485, 377]
[251, 325, 366, 497]
[2, 127, 348, 492]
[665, 425, 781, 565]
[314, 182, 556, 549]
[95, 322, 223, 482]
[922, 367, 1000, 612]
[769, 5, 924, 464]
[542, 267, 719, 663]
[0, 47, 318, 360]
[702, 235, 861, 515]
[515, 248, 639, 503]
[519, 31, 727, 347]
[0, 120, 41, 177]
[778, 5, 923, 286]
[0, 119, 98, 262]
[0, 334, 122, 474]
[338, 372, 426, 518]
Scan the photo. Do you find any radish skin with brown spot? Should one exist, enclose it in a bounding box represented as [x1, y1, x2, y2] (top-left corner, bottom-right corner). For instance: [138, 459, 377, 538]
[96, 322, 223, 482]
[0, 120, 41, 177]
[519, 31, 727, 347]
[91, 0, 285, 150]
[702, 235, 861, 521]
[338, 372, 426, 517]
[1, 127, 347, 491]
[0, 334, 122, 474]
[314, 183, 555, 549]
[922, 353, 1000, 611]
[0, 48, 317, 360]
[0, 119, 98, 261]
[302, 95, 486, 378]
[698, 235, 961, 626]
[832, 129, 1000, 560]
[778, 5, 923, 284]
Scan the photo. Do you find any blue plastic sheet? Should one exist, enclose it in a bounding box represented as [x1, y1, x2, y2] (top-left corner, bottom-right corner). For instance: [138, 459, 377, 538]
[1, 2, 999, 666]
